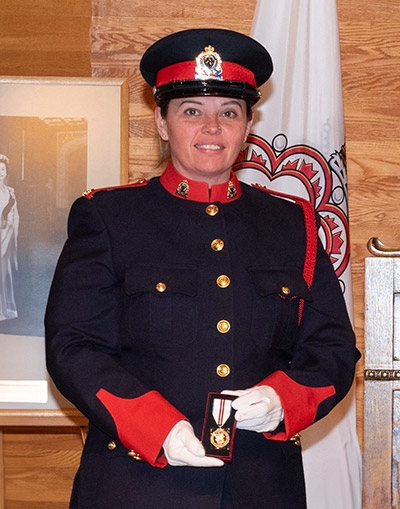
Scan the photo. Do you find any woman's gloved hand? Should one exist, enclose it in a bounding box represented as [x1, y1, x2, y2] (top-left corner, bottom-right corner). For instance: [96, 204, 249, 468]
[163, 420, 224, 467]
[222, 386, 283, 433]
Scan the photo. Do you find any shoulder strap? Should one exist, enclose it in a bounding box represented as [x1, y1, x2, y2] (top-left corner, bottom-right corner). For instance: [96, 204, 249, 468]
[252, 184, 318, 324]
[82, 178, 149, 200]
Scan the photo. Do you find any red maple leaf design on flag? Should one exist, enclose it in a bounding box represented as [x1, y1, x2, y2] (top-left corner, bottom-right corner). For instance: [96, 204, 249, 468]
[233, 134, 350, 278]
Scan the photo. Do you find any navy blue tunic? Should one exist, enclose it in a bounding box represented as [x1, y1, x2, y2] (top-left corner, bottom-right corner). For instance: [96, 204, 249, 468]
[45, 165, 359, 508]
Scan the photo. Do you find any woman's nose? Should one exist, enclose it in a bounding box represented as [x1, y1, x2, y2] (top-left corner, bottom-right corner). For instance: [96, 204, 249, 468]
[202, 115, 222, 134]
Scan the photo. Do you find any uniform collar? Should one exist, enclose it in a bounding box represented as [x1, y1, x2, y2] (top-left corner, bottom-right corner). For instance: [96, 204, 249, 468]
[159, 164, 242, 203]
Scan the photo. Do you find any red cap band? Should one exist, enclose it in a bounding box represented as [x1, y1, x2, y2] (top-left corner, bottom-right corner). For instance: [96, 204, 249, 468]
[156, 60, 257, 88]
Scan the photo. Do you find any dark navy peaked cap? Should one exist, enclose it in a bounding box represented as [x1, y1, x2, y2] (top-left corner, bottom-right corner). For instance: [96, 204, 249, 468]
[140, 28, 273, 105]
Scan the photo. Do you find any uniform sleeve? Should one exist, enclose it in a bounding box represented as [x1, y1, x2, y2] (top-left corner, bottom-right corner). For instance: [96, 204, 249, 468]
[258, 237, 360, 441]
[45, 196, 185, 467]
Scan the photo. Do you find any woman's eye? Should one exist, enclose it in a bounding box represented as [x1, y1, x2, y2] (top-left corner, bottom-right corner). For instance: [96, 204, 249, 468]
[222, 110, 238, 118]
[184, 108, 199, 116]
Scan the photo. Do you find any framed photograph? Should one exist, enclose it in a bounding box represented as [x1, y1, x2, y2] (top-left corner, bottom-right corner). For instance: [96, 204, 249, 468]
[0, 77, 128, 410]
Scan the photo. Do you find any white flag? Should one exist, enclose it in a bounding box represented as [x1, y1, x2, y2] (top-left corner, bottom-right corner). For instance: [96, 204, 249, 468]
[234, 1, 362, 507]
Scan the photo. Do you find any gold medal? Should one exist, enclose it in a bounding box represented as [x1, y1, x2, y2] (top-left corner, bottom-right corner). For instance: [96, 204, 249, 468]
[210, 427, 231, 449]
[208, 396, 233, 450]
[202, 393, 237, 461]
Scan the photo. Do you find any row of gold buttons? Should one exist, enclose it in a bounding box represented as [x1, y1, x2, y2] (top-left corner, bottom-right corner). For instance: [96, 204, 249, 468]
[208, 205, 232, 379]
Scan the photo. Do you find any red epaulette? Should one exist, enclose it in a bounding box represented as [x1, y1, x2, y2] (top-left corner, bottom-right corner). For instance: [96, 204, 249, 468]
[252, 183, 317, 325]
[82, 178, 149, 200]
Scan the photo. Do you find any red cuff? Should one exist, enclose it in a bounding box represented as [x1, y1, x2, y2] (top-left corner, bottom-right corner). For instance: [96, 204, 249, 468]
[256, 371, 335, 441]
[96, 388, 187, 467]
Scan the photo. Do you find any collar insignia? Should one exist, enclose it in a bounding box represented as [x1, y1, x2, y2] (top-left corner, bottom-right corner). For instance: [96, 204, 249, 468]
[227, 181, 237, 199]
[176, 180, 189, 198]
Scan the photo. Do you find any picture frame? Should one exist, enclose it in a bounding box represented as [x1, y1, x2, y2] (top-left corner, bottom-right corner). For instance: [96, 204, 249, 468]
[0, 77, 128, 411]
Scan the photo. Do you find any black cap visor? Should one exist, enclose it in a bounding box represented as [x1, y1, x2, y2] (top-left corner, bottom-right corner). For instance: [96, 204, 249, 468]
[154, 79, 261, 105]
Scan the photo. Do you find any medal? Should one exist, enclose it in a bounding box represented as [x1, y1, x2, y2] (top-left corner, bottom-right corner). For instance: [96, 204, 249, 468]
[202, 392, 237, 462]
[210, 427, 230, 449]
[209, 397, 232, 450]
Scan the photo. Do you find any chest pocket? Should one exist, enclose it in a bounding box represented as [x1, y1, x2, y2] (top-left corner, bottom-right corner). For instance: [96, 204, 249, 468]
[247, 266, 312, 350]
[124, 264, 199, 348]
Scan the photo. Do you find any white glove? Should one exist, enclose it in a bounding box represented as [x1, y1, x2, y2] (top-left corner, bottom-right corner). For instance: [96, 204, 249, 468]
[163, 420, 224, 467]
[222, 386, 283, 433]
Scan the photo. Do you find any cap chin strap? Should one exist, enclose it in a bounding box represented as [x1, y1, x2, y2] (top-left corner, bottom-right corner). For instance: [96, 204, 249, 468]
[154, 80, 261, 105]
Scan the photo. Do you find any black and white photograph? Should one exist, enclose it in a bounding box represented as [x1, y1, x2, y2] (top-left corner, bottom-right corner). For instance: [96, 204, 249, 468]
[0, 77, 127, 408]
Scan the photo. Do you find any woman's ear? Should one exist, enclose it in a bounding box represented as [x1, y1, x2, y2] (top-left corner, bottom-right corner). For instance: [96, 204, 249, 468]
[154, 107, 169, 141]
[244, 115, 253, 142]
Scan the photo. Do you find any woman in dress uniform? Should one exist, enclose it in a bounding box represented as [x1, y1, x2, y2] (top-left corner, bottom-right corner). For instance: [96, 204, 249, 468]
[0, 154, 19, 321]
[45, 28, 360, 508]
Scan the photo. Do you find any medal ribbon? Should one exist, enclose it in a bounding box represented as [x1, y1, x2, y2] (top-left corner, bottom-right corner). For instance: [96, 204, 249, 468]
[212, 398, 232, 427]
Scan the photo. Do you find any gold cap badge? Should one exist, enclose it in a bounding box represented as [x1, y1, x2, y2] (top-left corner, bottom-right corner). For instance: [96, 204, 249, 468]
[195, 46, 223, 80]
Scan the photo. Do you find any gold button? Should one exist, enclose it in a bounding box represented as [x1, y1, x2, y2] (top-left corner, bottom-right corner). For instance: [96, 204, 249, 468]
[128, 450, 142, 460]
[155, 282, 167, 292]
[206, 204, 219, 216]
[107, 441, 117, 451]
[211, 239, 224, 251]
[217, 320, 231, 334]
[281, 286, 291, 296]
[216, 364, 230, 377]
[216, 275, 231, 288]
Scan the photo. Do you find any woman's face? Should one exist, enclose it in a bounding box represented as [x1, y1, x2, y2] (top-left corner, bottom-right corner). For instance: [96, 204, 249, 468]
[155, 96, 252, 185]
[0, 162, 7, 181]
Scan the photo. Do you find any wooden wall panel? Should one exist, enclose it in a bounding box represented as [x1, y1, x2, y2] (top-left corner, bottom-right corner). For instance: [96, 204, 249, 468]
[3, 427, 83, 509]
[0, 0, 399, 506]
[338, 0, 400, 446]
[0, 0, 91, 76]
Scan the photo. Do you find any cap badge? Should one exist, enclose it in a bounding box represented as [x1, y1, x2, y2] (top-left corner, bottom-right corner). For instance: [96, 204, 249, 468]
[195, 46, 223, 81]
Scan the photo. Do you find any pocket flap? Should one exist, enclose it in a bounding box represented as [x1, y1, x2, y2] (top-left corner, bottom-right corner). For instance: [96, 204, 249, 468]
[247, 266, 312, 301]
